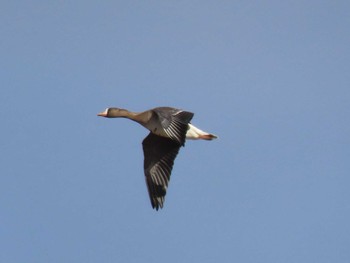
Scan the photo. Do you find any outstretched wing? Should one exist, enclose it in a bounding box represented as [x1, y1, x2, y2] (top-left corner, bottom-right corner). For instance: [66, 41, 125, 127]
[142, 132, 181, 210]
[153, 107, 194, 146]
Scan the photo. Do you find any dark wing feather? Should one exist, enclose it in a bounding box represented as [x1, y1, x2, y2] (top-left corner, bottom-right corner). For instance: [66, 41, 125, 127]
[142, 132, 181, 210]
[153, 108, 194, 145]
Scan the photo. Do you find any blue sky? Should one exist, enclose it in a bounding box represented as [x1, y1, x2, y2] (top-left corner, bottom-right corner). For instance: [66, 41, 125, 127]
[1, 1, 349, 262]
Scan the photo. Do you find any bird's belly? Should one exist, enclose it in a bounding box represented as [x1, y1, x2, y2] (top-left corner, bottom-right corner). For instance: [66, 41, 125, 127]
[144, 122, 168, 138]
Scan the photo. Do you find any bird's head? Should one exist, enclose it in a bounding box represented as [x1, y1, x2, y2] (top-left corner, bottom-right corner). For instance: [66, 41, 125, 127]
[97, 107, 127, 118]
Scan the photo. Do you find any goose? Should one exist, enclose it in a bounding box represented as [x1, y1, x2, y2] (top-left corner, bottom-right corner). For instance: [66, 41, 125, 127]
[97, 107, 217, 210]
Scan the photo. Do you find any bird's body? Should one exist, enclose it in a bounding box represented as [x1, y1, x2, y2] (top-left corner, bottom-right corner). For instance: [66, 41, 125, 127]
[98, 106, 217, 210]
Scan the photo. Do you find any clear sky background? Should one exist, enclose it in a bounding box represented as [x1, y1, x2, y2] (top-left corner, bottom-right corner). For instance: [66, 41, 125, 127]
[1, 1, 349, 262]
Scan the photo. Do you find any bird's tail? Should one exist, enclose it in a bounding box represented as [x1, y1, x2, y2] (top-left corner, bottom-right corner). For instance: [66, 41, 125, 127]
[186, 124, 218, 140]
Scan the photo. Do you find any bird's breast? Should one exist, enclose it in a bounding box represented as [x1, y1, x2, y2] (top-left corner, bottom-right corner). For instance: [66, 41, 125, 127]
[143, 121, 168, 138]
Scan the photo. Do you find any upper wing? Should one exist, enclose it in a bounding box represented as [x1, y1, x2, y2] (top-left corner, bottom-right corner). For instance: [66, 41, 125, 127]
[153, 108, 194, 146]
[142, 132, 181, 210]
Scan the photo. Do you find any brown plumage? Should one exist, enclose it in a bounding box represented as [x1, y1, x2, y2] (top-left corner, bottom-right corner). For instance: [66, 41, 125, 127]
[98, 106, 217, 210]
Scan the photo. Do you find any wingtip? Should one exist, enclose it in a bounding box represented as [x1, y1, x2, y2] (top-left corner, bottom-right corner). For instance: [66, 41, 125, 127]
[152, 201, 163, 211]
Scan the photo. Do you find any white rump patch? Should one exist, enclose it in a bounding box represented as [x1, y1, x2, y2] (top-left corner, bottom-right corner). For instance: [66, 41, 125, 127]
[186, 124, 209, 140]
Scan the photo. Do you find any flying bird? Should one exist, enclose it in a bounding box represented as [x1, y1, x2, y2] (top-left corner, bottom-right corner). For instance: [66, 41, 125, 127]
[97, 107, 217, 210]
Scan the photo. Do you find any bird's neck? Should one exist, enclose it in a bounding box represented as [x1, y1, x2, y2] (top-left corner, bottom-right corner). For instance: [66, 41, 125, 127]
[122, 110, 151, 125]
